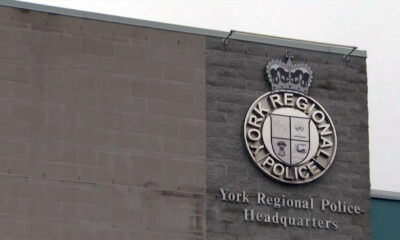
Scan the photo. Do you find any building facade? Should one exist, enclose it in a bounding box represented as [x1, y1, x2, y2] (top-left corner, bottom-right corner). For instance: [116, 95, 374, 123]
[371, 190, 400, 239]
[0, 1, 370, 239]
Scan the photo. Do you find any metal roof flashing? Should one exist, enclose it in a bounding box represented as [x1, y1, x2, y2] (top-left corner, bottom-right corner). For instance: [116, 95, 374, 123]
[0, 0, 367, 58]
[371, 189, 400, 201]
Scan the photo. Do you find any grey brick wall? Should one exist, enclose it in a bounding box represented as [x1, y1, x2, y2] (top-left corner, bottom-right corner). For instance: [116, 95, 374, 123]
[0, 6, 205, 240]
[0, 4, 370, 240]
[205, 37, 370, 239]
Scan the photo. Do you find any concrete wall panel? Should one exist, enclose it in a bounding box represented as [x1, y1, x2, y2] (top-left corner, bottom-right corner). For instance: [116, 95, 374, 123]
[205, 37, 370, 239]
[0, 6, 206, 240]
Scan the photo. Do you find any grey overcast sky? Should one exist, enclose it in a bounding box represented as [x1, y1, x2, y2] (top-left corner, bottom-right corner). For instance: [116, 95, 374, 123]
[18, 0, 400, 192]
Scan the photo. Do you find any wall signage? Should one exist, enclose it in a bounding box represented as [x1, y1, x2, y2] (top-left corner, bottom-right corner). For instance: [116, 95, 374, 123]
[219, 188, 365, 230]
[244, 54, 337, 184]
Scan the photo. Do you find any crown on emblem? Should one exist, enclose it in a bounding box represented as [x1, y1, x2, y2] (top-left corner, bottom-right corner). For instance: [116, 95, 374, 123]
[266, 53, 313, 94]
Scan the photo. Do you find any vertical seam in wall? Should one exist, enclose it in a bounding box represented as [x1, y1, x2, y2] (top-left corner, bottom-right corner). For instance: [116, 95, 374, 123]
[203, 35, 207, 240]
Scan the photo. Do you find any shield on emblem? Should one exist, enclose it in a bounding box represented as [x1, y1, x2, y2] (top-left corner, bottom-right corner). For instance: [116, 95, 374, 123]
[270, 114, 311, 166]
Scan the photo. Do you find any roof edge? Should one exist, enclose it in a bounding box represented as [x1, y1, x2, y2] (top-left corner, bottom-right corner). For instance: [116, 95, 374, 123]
[1, 0, 367, 57]
[371, 189, 400, 201]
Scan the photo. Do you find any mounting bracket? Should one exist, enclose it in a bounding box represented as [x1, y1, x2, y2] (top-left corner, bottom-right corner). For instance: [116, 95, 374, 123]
[342, 47, 357, 62]
[221, 30, 235, 49]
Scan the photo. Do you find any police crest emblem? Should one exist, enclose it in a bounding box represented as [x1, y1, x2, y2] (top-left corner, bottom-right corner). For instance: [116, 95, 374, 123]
[244, 54, 337, 184]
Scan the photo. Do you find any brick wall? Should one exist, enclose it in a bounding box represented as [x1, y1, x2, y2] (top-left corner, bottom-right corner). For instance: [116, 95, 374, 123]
[0, 6, 205, 240]
[0, 4, 370, 240]
[205, 37, 370, 239]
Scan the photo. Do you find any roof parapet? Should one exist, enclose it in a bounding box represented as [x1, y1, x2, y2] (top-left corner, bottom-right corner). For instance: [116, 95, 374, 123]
[371, 189, 400, 201]
[1, 0, 367, 57]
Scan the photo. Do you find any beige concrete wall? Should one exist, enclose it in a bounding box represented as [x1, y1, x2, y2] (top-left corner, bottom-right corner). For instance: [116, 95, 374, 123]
[0, 6, 205, 240]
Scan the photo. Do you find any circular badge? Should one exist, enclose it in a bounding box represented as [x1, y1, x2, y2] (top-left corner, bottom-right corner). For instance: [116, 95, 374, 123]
[244, 90, 337, 184]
